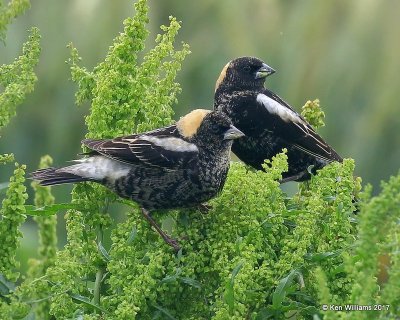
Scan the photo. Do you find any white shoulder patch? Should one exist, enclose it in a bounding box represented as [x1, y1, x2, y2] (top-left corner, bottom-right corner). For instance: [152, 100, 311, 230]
[141, 135, 199, 153]
[256, 93, 302, 124]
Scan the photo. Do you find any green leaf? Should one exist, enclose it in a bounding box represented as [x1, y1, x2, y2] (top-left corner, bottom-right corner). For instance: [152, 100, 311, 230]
[300, 305, 320, 316]
[349, 216, 358, 224]
[69, 293, 107, 313]
[24, 203, 81, 216]
[304, 251, 340, 262]
[180, 277, 201, 289]
[152, 305, 177, 320]
[283, 219, 297, 228]
[176, 248, 183, 261]
[255, 307, 276, 319]
[323, 195, 336, 202]
[231, 261, 244, 281]
[272, 269, 302, 308]
[0, 273, 15, 295]
[66, 309, 84, 320]
[304, 245, 355, 263]
[223, 279, 235, 314]
[21, 310, 35, 320]
[224, 261, 244, 314]
[98, 241, 111, 261]
[161, 268, 181, 284]
[126, 226, 138, 245]
[331, 264, 346, 276]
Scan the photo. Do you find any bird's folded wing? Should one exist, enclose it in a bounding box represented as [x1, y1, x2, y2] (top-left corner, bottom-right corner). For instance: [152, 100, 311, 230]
[257, 91, 342, 162]
[82, 133, 199, 170]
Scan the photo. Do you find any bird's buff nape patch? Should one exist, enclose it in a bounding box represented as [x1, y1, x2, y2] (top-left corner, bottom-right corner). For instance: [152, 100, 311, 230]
[215, 62, 230, 92]
[177, 109, 211, 138]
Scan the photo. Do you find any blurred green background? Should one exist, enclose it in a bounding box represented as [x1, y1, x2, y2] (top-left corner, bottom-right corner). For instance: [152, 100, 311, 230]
[1, 1, 400, 264]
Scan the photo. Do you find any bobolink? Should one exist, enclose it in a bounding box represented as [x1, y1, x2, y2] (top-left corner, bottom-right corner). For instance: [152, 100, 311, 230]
[32, 109, 244, 250]
[214, 56, 342, 182]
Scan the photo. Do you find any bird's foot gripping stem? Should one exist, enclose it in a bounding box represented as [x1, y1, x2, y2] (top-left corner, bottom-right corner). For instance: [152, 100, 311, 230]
[197, 203, 212, 214]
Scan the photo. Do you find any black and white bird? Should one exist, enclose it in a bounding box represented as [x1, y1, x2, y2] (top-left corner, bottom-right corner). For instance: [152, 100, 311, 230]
[31, 109, 244, 250]
[214, 56, 342, 182]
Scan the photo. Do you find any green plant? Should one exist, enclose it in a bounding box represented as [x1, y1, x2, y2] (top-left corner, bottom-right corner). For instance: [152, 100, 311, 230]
[0, 0, 40, 318]
[1, 0, 399, 319]
[0, 0, 40, 288]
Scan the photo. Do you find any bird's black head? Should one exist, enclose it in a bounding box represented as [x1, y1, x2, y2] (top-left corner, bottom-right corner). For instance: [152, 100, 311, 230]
[177, 109, 244, 149]
[215, 56, 275, 92]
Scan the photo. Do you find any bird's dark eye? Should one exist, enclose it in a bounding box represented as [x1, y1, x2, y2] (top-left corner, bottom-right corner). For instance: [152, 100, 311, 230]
[211, 123, 221, 133]
[243, 65, 251, 72]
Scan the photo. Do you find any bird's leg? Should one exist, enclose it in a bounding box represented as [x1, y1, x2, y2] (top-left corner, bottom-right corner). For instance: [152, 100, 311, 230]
[140, 208, 180, 252]
[197, 203, 212, 214]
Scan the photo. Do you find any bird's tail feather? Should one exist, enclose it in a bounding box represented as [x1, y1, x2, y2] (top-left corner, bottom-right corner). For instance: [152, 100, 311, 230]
[31, 167, 91, 186]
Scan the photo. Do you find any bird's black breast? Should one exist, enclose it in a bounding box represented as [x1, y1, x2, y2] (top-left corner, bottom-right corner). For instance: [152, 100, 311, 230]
[216, 90, 272, 135]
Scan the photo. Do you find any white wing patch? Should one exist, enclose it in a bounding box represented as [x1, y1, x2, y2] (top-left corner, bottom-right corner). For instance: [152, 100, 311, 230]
[257, 93, 335, 158]
[257, 93, 303, 124]
[62, 156, 130, 182]
[140, 135, 199, 153]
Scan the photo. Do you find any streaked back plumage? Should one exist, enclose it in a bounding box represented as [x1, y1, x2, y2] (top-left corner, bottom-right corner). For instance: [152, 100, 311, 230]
[31, 109, 243, 210]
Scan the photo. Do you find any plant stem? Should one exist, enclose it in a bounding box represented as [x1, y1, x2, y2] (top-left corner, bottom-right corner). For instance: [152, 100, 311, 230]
[94, 266, 105, 307]
[94, 220, 106, 307]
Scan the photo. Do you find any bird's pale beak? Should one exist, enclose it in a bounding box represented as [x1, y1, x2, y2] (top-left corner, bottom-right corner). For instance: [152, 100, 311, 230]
[224, 125, 245, 140]
[255, 63, 276, 79]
